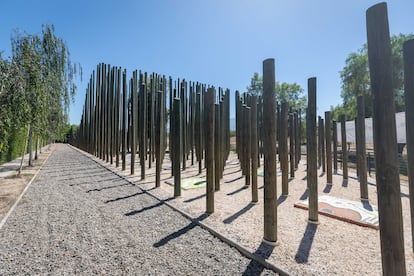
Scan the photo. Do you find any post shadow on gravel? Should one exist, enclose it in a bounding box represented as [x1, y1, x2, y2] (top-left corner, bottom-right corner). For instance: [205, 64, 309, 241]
[299, 188, 309, 200]
[85, 181, 132, 192]
[322, 183, 332, 194]
[294, 223, 318, 263]
[104, 191, 144, 203]
[153, 213, 209, 248]
[242, 241, 274, 276]
[277, 195, 287, 206]
[183, 193, 206, 203]
[124, 197, 174, 216]
[223, 203, 256, 224]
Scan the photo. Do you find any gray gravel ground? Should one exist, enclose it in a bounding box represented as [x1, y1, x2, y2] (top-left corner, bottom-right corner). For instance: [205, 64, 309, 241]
[0, 144, 276, 275]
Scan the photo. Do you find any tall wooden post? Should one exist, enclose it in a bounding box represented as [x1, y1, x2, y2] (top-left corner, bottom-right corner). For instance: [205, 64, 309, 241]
[245, 106, 252, 187]
[295, 112, 300, 168]
[321, 118, 325, 173]
[280, 102, 289, 195]
[289, 113, 295, 178]
[250, 95, 259, 203]
[262, 58, 277, 244]
[357, 95, 368, 200]
[131, 72, 138, 175]
[366, 3, 406, 273]
[181, 81, 187, 171]
[121, 70, 127, 171]
[325, 111, 332, 184]
[307, 77, 318, 223]
[404, 38, 414, 253]
[115, 68, 121, 167]
[140, 75, 147, 179]
[340, 115, 348, 179]
[298, 111, 302, 164]
[214, 103, 221, 191]
[205, 88, 215, 213]
[195, 89, 203, 174]
[240, 103, 247, 175]
[155, 91, 164, 188]
[333, 120, 338, 174]
[235, 90, 240, 159]
[318, 116, 322, 168]
[172, 98, 182, 197]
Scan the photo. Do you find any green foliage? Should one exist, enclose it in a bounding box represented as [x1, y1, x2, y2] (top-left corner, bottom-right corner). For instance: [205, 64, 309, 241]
[336, 33, 413, 120]
[246, 72, 307, 114]
[275, 82, 306, 112]
[0, 24, 80, 163]
[246, 72, 262, 96]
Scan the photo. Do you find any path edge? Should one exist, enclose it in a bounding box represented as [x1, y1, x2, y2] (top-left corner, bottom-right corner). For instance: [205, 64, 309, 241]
[0, 146, 55, 229]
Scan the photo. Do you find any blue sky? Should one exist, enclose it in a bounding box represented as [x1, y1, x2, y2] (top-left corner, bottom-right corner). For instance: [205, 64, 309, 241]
[1, 0, 413, 124]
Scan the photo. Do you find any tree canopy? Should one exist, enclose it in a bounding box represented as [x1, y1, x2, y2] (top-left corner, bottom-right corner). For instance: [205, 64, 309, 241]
[246, 72, 306, 113]
[0, 24, 80, 163]
[331, 33, 413, 121]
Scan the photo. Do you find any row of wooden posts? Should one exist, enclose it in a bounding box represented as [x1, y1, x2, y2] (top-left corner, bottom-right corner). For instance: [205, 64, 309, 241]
[73, 3, 413, 274]
[74, 65, 233, 202]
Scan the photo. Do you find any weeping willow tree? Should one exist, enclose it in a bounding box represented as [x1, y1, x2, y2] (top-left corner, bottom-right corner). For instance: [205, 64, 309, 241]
[0, 24, 80, 167]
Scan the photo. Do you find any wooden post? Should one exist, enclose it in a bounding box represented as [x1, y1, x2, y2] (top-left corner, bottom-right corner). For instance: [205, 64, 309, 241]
[181, 81, 187, 171]
[280, 102, 289, 195]
[333, 120, 338, 174]
[195, 89, 203, 174]
[245, 106, 251, 187]
[140, 75, 147, 179]
[214, 103, 221, 191]
[295, 112, 300, 168]
[289, 113, 295, 178]
[172, 98, 182, 197]
[205, 88, 215, 213]
[115, 68, 121, 167]
[321, 118, 325, 173]
[131, 72, 138, 175]
[155, 91, 164, 188]
[318, 116, 322, 169]
[307, 77, 318, 223]
[235, 90, 240, 159]
[340, 115, 348, 179]
[298, 110, 302, 164]
[366, 3, 406, 273]
[220, 97, 226, 179]
[190, 83, 195, 166]
[109, 68, 114, 165]
[357, 95, 368, 200]
[122, 70, 127, 171]
[404, 39, 414, 253]
[250, 95, 259, 203]
[325, 111, 332, 184]
[262, 58, 277, 244]
[241, 103, 247, 175]
[355, 118, 359, 178]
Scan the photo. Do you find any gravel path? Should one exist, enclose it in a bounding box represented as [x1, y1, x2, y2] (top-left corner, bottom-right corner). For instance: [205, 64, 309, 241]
[0, 144, 275, 275]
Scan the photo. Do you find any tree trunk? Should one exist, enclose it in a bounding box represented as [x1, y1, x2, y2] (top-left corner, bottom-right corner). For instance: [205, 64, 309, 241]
[18, 125, 30, 176]
[28, 125, 33, 167]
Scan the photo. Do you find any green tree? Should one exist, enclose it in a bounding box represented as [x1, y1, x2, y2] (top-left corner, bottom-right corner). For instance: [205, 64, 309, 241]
[246, 72, 306, 113]
[246, 72, 262, 96]
[0, 24, 80, 165]
[335, 33, 413, 121]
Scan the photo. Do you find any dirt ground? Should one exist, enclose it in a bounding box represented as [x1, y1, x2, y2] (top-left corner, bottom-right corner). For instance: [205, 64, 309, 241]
[0, 146, 53, 221]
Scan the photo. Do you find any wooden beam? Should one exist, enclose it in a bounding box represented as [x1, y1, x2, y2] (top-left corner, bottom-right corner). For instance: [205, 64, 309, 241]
[262, 58, 277, 244]
[366, 3, 406, 273]
[404, 38, 414, 253]
[307, 77, 318, 223]
[205, 88, 215, 213]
